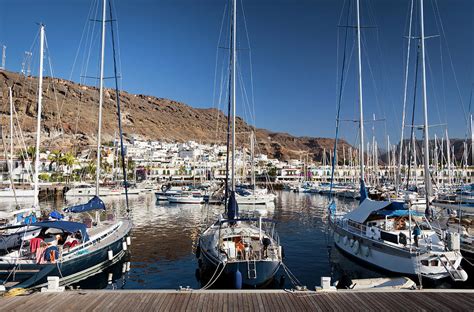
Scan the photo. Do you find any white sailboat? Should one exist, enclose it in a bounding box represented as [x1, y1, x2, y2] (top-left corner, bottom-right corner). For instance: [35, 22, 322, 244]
[329, 0, 467, 283]
[197, 0, 283, 288]
[0, 87, 36, 199]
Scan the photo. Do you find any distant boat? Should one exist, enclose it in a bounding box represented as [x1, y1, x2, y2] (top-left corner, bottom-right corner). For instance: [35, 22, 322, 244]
[167, 191, 204, 204]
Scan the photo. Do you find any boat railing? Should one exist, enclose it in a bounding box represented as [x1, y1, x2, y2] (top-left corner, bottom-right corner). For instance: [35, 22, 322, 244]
[62, 221, 123, 261]
[345, 220, 367, 236]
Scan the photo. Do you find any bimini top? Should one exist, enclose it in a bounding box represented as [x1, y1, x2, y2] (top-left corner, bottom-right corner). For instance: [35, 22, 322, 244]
[64, 196, 106, 213]
[30, 221, 90, 241]
[344, 199, 392, 223]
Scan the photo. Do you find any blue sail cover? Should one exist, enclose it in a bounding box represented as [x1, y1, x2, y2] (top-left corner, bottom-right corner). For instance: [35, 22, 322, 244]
[359, 179, 368, 203]
[64, 196, 106, 213]
[227, 191, 239, 220]
[29, 221, 89, 241]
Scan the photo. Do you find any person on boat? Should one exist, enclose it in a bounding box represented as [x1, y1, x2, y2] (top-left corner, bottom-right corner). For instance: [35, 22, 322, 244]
[413, 224, 421, 247]
[235, 238, 245, 259]
[262, 237, 271, 258]
[64, 231, 81, 249]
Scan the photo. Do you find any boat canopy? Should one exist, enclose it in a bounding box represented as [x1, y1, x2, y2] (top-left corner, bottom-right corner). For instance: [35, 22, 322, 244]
[64, 196, 106, 213]
[345, 199, 392, 223]
[29, 221, 89, 241]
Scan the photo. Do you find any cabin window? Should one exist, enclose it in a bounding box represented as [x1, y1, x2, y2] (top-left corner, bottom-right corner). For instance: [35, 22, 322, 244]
[421, 260, 429, 266]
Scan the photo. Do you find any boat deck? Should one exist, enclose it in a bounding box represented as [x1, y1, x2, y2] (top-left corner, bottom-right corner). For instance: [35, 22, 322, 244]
[1, 289, 473, 311]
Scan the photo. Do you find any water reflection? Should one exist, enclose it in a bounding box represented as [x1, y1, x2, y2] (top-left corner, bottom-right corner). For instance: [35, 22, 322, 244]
[0, 191, 469, 289]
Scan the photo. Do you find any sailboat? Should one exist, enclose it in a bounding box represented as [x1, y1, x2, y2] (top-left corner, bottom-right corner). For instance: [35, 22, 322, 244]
[0, 88, 36, 199]
[328, 0, 467, 282]
[236, 132, 276, 206]
[197, 0, 283, 289]
[0, 1, 132, 290]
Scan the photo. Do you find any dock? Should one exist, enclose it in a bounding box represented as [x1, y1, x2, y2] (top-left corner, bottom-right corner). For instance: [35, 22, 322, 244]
[2, 289, 473, 311]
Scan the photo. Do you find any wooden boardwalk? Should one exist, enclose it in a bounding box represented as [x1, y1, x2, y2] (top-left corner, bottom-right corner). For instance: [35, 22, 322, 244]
[1, 289, 473, 311]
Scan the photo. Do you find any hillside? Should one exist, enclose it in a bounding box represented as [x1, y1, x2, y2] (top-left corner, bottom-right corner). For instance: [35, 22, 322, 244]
[0, 70, 352, 162]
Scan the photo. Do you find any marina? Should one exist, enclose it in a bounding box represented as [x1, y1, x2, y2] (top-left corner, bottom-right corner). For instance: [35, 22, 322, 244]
[0, 0, 474, 310]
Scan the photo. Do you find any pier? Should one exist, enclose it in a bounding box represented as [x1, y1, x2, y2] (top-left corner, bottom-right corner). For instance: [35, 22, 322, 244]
[2, 289, 474, 311]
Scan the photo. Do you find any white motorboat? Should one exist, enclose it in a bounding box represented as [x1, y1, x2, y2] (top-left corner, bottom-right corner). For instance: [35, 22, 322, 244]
[167, 192, 204, 204]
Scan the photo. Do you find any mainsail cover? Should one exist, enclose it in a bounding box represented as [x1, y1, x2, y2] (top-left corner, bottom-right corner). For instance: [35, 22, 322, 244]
[64, 196, 106, 213]
[227, 191, 239, 220]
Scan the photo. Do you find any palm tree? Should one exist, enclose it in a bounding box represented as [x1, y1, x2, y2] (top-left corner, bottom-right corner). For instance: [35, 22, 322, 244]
[17, 146, 36, 168]
[48, 149, 63, 172]
[61, 152, 77, 183]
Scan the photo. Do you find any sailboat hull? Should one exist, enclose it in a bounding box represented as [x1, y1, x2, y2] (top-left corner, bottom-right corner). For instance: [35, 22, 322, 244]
[0, 221, 132, 289]
[199, 249, 280, 288]
[331, 223, 465, 281]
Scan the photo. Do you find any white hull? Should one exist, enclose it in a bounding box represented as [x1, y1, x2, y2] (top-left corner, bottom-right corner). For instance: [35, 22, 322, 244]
[167, 196, 204, 204]
[0, 189, 36, 198]
[332, 225, 467, 281]
[236, 194, 275, 205]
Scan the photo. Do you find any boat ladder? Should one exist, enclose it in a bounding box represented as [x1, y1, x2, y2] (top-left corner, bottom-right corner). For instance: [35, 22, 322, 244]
[247, 259, 257, 279]
[437, 254, 464, 282]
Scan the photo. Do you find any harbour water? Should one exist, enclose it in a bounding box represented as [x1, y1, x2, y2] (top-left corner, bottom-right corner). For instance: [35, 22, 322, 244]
[1, 191, 472, 290]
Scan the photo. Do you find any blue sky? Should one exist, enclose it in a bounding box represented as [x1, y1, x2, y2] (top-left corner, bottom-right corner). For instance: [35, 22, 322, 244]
[0, 0, 472, 148]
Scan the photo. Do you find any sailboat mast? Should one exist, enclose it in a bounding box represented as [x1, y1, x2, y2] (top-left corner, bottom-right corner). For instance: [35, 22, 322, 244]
[471, 113, 474, 166]
[356, 0, 365, 182]
[250, 131, 255, 188]
[231, 0, 237, 192]
[96, 0, 107, 196]
[8, 87, 13, 180]
[419, 0, 431, 210]
[397, 0, 414, 193]
[33, 24, 44, 209]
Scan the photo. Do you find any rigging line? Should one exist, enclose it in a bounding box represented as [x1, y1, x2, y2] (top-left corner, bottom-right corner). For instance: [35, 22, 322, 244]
[43, 35, 65, 135]
[433, 0, 468, 125]
[398, 0, 414, 193]
[110, 1, 123, 89]
[213, 3, 229, 141]
[429, 0, 447, 129]
[237, 62, 254, 127]
[337, 39, 357, 123]
[360, 35, 384, 133]
[81, 0, 101, 85]
[239, 0, 257, 129]
[215, 5, 232, 143]
[406, 40, 420, 191]
[0, 127, 19, 208]
[371, 9, 399, 138]
[79, 0, 97, 82]
[58, 0, 95, 133]
[109, 0, 129, 213]
[329, 0, 351, 201]
[425, 48, 444, 130]
[215, 58, 228, 141]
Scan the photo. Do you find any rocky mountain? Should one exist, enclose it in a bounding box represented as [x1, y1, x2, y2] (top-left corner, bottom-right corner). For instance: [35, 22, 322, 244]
[0, 69, 352, 162]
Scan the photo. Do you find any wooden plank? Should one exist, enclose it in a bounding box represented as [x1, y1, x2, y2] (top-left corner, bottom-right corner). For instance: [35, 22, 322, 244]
[2, 290, 474, 312]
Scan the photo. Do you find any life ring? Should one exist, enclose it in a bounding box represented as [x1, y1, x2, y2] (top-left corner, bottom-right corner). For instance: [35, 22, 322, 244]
[161, 184, 168, 192]
[352, 240, 360, 254]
